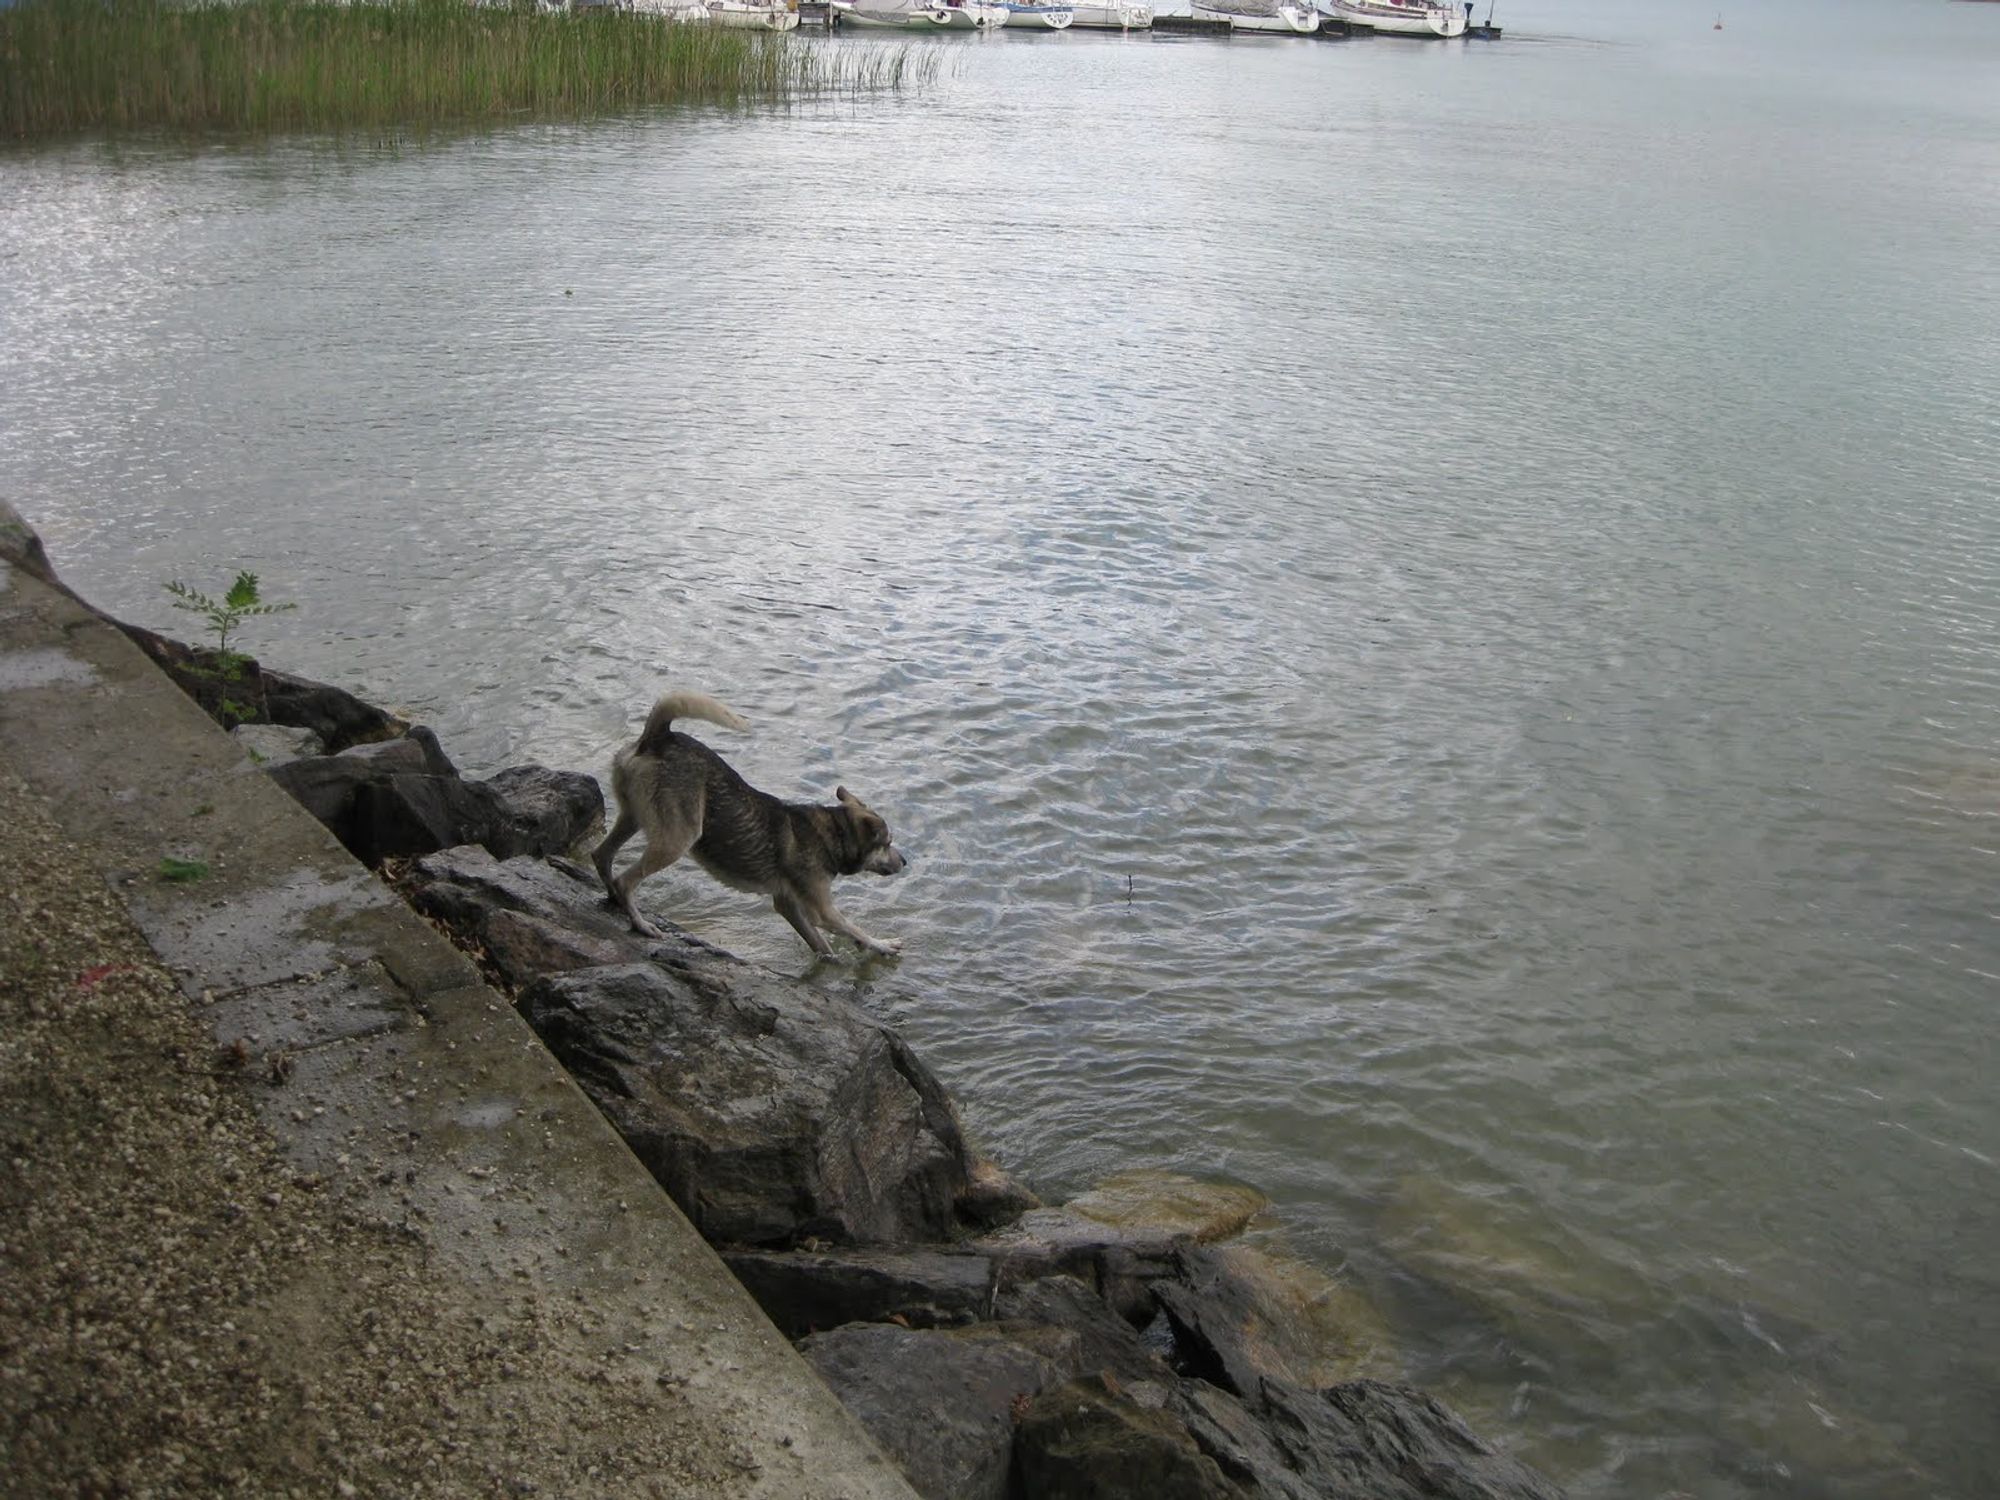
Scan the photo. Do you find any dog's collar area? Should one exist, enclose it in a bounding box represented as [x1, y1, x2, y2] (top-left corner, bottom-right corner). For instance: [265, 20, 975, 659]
[827, 807, 868, 876]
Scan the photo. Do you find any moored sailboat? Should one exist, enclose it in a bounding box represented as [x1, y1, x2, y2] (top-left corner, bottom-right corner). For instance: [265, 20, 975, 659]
[833, 0, 1008, 25]
[1002, 0, 1077, 27]
[1318, 0, 1465, 34]
[1192, 0, 1318, 30]
[706, 0, 803, 26]
[1067, 0, 1151, 23]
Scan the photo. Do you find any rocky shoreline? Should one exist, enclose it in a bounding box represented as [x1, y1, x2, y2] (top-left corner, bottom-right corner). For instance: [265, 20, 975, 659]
[9, 519, 1562, 1499]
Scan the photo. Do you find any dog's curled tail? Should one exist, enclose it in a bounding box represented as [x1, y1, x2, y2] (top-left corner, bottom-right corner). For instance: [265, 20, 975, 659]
[637, 691, 750, 753]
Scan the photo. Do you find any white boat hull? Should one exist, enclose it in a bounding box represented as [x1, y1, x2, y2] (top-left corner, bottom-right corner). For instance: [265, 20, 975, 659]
[1193, 0, 1318, 29]
[620, 0, 711, 16]
[932, 1, 1008, 23]
[706, 0, 803, 24]
[1002, 2, 1076, 25]
[1066, 1, 1150, 23]
[835, 0, 1006, 24]
[1319, 0, 1465, 32]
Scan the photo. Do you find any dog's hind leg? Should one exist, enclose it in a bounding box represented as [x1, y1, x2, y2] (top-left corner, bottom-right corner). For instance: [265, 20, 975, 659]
[773, 893, 836, 959]
[592, 808, 639, 904]
[614, 831, 695, 940]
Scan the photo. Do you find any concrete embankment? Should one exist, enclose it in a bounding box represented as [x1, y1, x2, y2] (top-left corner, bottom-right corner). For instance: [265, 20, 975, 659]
[0, 522, 918, 1497]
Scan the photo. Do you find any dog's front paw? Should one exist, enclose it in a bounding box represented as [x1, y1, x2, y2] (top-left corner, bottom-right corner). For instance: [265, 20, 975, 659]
[630, 916, 667, 940]
[862, 936, 903, 958]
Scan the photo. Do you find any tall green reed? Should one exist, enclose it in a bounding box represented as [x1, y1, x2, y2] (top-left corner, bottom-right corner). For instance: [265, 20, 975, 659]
[1, 0, 933, 140]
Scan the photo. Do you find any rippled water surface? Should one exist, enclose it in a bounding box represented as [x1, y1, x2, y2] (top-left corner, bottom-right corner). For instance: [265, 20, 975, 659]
[5, 2, 1998, 1492]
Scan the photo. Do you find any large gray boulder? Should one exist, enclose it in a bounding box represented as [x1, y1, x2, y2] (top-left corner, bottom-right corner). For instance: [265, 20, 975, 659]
[724, 1246, 995, 1338]
[971, 1203, 1203, 1326]
[259, 663, 407, 750]
[992, 1272, 1178, 1387]
[800, 1322, 1079, 1500]
[521, 959, 974, 1246]
[1151, 1243, 1398, 1397]
[404, 847, 1029, 1247]
[401, 844, 719, 983]
[480, 764, 605, 860]
[1170, 1378, 1566, 1500]
[263, 739, 600, 868]
[1015, 1376, 1246, 1500]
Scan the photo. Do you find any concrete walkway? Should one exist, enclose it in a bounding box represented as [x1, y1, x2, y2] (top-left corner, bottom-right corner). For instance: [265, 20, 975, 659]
[0, 519, 919, 1499]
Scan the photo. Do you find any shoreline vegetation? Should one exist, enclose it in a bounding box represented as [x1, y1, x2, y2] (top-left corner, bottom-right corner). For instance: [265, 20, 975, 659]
[1, 0, 930, 141]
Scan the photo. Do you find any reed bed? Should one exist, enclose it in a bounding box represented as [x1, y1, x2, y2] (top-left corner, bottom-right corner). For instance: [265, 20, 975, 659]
[1, 0, 930, 140]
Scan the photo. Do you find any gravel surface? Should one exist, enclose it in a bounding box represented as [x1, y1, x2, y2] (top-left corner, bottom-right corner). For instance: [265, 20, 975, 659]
[0, 768, 753, 1499]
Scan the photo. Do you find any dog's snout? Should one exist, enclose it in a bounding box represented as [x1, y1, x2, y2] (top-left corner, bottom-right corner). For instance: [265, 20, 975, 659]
[865, 844, 909, 877]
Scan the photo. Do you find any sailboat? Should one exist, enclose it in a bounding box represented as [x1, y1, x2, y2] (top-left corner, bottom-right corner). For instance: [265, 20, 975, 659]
[1192, 0, 1319, 31]
[1318, 0, 1467, 37]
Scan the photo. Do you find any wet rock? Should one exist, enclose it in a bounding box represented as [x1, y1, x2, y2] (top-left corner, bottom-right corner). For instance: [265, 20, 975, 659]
[478, 765, 603, 860]
[1173, 1378, 1566, 1500]
[1380, 1176, 1655, 1365]
[970, 1205, 1180, 1324]
[1065, 1171, 1270, 1244]
[971, 1177, 1260, 1326]
[1015, 1376, 1246, 1500]
[401, 846, 702, 988]
[340, 725, 457, 777]
[961, 1155, 1042, 1228]
[723, 1247, 994, 1338]
[349, 772, 505, 864]
[264, 744, 491, 864]
[799, 1322, 1077, 1500]
[231, 723, 323, 768]
[991, 1274, 1174, 1387]
[1152, 1242, 1401, 1397]
[477, 906, 635, 980]
[259, 665, 406, 751]
[0, 499, 62, 586]
[263, 744, 598, 869]
[520, 958, 980, 1247]
[263, 747, 382, 830]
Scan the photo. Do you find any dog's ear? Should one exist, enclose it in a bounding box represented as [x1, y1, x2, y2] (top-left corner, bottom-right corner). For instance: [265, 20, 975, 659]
[836, 786, 856, 807]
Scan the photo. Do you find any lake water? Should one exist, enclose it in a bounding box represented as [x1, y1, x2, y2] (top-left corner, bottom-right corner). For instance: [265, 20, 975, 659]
[4, 1, 1997, 1493]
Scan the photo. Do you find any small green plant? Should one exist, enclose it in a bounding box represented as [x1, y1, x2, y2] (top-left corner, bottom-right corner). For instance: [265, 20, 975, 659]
[163, 569, 296, 728]
[157, 855, 210, 883]
[165, 570, 293, 657]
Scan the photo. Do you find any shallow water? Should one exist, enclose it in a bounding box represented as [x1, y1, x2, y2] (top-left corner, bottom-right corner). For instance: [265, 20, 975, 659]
[4, 1, 1998, 1492]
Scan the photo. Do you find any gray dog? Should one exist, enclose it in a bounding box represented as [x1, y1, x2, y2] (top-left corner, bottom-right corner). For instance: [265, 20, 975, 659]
[593, 691, 907, 958]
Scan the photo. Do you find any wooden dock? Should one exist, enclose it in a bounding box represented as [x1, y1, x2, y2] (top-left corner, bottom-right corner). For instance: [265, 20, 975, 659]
[1152, 13, 1233, 32]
